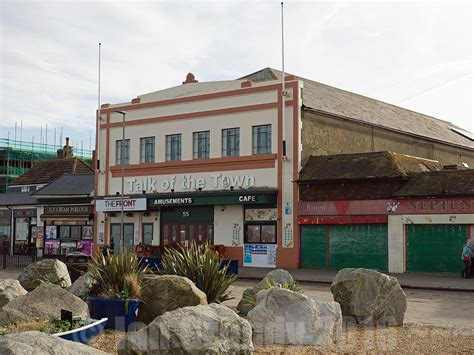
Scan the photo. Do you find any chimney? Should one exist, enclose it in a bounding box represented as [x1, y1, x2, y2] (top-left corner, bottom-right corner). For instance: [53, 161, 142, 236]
[182, 73, 198, 84]
[64, 137, 72, 158]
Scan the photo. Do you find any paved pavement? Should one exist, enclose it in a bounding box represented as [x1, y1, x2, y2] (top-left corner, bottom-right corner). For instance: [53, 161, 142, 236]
[238, 267, 474, 292]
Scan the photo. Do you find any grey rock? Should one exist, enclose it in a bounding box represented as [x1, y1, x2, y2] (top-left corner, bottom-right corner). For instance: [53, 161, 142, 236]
[0, 282, 89, 326]
[137, 275, 207, 325]
[0, 331, 107, 354]
[119, 304, 254, 354]
[330, 268, 407, 326]
[248, 287, 342, 346]
[0, 279, 27, 308]
[18, 259, 71, 291]
[67, 271, 95, 300]
[237, 269, 296, 315]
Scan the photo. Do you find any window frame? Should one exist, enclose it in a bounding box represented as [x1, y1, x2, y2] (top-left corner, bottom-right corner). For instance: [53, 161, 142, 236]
[244, 221, 277, 244]
[140, 137, 155, 163]
[166, 134, 182, 161]
[222, 128, 240, 157]
[115, 139, 130, 165]
[193, 131, 210, 159]
[252, 124, 272, 155]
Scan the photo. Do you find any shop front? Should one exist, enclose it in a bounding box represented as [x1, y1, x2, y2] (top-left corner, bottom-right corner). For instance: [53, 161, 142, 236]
[41, 205, 94, 257]
[0, 209, 11, 247]
[13, 208, 37, 255]
[299, 198, 474, 273]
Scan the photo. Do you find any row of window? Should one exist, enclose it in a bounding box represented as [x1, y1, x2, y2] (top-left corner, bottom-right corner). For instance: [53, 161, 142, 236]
[116, 125, 272, 164]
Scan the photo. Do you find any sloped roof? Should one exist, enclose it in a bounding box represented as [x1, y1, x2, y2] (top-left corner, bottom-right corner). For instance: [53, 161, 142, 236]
[0, 193, 38, 206]
[394, 169, 474, 197]
[10, 157, 93, 186]
[240, 68, 474, 149]
[33, 174, 94, 196]
[299, 151, 442, 181]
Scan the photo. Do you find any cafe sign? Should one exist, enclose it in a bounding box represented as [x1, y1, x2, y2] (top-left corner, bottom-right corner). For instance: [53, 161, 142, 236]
[148, 193, 277, 208]
[96, 198, 147, 212]
[44, 205, 93, 215]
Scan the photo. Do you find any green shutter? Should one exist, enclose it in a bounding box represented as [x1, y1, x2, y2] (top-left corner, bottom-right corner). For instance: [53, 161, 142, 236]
[406, 224, 467, 273]
[329, 224, 388, 271]
[301, 225, 327, 268]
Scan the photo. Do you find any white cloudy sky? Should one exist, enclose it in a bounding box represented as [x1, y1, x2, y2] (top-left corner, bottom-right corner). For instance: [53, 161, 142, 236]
[0, 0, 472, 151]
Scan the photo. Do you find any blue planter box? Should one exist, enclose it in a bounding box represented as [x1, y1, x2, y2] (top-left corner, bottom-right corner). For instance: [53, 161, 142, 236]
[222, 259, 238, 275]
[138, 256, 162, 271]
[54, 318, 108, 344]
[88, 297, 140, 332]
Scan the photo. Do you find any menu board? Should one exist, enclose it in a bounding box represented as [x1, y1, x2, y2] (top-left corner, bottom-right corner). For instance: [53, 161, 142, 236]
[243, 244, 277, 268]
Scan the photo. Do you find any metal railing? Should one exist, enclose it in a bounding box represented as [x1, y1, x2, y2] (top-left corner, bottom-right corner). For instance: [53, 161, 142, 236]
[0, 246, 42, 269]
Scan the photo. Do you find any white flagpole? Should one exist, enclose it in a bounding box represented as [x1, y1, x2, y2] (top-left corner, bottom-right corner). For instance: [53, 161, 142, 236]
[281, 2, 287, 158]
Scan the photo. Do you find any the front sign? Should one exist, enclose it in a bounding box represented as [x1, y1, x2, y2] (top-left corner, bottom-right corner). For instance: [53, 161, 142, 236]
[127, 173, 256, 193]
[96, 198, 147, 212]
[299, 198, 474, 216]
[44, 205, 93, 215]
[13, 209, 37, 218]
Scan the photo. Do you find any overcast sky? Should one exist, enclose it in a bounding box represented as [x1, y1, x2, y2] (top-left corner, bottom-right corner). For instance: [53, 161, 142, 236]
[1, 0, 472, 152]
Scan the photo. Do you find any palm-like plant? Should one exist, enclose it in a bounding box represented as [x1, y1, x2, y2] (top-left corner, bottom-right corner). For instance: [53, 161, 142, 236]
[161, 242, 237, 303]
[88, 251, 148, 299]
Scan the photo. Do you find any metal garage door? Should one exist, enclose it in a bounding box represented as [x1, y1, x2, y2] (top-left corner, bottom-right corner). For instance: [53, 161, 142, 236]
[301, 224, 388, 270]
[301, 225, 326, 268]
[406, 224, 467, 273]
[329, 224, 388, 271]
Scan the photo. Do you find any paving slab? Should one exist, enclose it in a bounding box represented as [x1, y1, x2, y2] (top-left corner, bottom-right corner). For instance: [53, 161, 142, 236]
[238, 267, 474, 292]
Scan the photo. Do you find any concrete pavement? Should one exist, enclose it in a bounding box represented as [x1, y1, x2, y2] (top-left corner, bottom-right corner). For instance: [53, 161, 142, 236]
[238, 267, 474, 292]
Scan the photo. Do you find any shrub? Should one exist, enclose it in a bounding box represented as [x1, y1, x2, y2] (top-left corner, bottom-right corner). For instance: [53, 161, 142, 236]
[32, 273, 68, 289]
[243, 277, 303, 309]
[161, 241, 237, 303]
[88, 251, 148, 299]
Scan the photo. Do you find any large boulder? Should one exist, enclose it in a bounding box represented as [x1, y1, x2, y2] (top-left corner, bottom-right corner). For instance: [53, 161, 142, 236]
[119, 304, 254, 354]
[67, 271, 96, 300]
[330, 268, 407, 326]
[18, 259, 71, 291]
[0, 282, 89, 326]
[0, 331, 107, 354]
[237, 269, 295, 315]
[0, 279, 27, 308]
[248, 287, 342, 346]
[137, 275, 207, 325]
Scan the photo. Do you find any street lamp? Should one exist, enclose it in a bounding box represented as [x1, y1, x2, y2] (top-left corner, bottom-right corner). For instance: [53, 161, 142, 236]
[114, 110, 126, 254]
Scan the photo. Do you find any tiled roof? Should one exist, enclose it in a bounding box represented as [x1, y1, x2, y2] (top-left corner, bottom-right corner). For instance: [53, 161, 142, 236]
[33, 174, 94, 196]
[298, 151, 441, 181]
[240, 68, 474, 149]
[10, 157, 93, 186]
[0, 193, 38, 206]
[394, 169, 474, 197]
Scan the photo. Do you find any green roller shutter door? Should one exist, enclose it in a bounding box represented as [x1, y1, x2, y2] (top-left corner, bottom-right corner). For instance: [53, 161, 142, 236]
[406, 224, 467, 273]
[301, 225, 327, 268]
[329, 224, 388, 271]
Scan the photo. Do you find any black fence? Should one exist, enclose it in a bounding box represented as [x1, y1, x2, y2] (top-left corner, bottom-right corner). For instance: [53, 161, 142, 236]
[0, 246, 42, 269]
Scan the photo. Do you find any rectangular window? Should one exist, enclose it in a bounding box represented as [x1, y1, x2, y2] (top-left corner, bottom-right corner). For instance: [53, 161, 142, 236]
[116, 139, 130, 165]
[142, 223, 153, 245]
[222, 128, 240, 157]
[193, 131, 210, 159]
[244, 223, 277, 244]
[70, 226, 81, 239]
[166, 134, 182, 161]
[252, 124, 272, 154]
[140, 137, 155, 163]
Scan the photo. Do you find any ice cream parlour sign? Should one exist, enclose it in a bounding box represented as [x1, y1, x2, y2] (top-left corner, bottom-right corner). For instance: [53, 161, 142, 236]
[127, 173, 256, 193]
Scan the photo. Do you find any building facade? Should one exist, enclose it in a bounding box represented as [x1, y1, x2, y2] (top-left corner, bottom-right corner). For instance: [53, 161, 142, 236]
[95, 68, 474, 269]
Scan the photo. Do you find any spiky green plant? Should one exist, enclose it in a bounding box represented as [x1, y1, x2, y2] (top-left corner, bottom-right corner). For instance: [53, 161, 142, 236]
[88, 251, 148, 299]
[32, 273, 68, 289]
[161, 242, 237, 303]
[243, 277, 303, 309]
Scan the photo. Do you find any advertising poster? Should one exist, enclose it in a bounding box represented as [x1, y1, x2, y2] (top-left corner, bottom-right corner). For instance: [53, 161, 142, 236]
[283, 223, 294, 248]
[77, 240, 93, 256]
[44, 240, 60, 255]
[45, 226, 57, 240]
[35, 226, 44, 248]
[82, 226, 93, 240]
[61, 241, 76, 255]
[243, 244, 277, 268]
[244, 208, 278, 221]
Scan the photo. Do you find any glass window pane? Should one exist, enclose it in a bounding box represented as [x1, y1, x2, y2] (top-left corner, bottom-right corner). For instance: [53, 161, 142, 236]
[59, 226, 70, 238]
[124, 224, 134, 252]
[116, 139, 130, 165]
[143, 224, 153, 244]
[193, 131, 210, 159]
[166, 134, 182, 161]
[222, 128, 240, 157]
[253, 125, 271, 154]
[206, 224, 214, 244]
[261, 225, 276, 243]
[247, 225, 261, 243]
[70, 226, 81, 238]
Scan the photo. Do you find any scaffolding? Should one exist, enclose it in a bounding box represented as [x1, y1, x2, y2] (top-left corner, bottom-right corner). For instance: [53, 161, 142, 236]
[0, 138, 93, 193]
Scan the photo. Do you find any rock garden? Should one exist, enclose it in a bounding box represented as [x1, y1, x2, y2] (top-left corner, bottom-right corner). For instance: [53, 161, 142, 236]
[1, 242, 464, 354]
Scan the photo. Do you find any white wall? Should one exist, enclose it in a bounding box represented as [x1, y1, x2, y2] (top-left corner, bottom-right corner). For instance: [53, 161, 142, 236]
[213, 205, 243, 246]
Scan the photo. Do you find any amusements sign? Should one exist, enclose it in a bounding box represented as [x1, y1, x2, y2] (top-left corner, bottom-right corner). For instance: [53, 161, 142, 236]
[243, 244, 277, 268]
